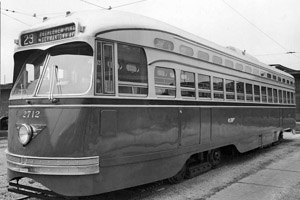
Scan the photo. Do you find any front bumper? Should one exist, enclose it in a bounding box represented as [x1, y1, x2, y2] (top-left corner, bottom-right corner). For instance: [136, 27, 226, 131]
[6, 150, 99, 175]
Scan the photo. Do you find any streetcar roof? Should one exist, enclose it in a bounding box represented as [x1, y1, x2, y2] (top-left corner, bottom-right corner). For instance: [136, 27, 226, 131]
[19, 10, 293, 78]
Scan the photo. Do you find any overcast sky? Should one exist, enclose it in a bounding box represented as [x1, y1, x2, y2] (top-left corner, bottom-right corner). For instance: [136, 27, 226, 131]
[1, 0, 300, 84]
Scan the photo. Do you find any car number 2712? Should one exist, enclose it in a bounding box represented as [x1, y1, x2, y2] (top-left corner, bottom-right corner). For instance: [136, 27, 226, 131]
[22, 110, 41, 118]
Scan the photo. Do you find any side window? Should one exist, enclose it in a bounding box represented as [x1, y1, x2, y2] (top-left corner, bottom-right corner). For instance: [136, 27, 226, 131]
[225, 79, 235, 100]
[245, 66, 252, 73]
[198, 51, 209, 61]
[104, 44, 114, 93]
[155, 67, 176, 97]
[236, 82, 245, 101]
[287, 92, 291, 104]
[253, 68, 259, 75]
[236, 63, 243, 71]
[267, 88, 273, 103]
[261, 86, 267, 102]
[246, 83, 253, 101]
[273, 89, 278, 103]
[198, 74, 211, 98]
[117, 44, 148, 95]
[291, 93, 294, 104]
[283, 91, 287, 104]
[213, 77, 224, 100]
[96, 41, 115, 94]
[180, 45, 194, 56]
[225, 60, 234, 68]
[278, 90, 283, 104]
[254, 85, 260, 102]
[212, 56, 222, 65]
[180, 71, 195, 98]
[154, 38, 174, 51]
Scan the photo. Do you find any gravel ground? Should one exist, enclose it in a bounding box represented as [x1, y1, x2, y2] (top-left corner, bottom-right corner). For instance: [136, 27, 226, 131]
[1, 132, 300, 200]
[142, 132, 300, 200]
[0, 139, 26, 200]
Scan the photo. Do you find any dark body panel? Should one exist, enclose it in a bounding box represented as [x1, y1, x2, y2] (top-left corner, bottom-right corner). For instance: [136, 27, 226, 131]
[7, 98, 296, 196]
[8, 107, 86, 157]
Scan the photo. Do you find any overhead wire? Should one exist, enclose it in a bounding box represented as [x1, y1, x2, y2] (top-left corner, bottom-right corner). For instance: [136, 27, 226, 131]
[1, 7, 40, 19]
[79, 0, 107, 9]
[1, 0, 149, 25]
[1, 11, 31, 26]
[79, 0, 148, 10]
[112, 0, 148, 9]
[222, 0, 300, 61]
[1, 7, 73, 19]
[255, 52, 300, 57]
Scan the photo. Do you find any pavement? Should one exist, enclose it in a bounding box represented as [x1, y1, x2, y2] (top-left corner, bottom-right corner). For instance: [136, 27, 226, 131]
[207, 133, 300, 200]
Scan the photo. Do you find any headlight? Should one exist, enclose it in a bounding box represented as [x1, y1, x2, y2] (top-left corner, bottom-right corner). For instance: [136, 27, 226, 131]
[18, 124, 33, 146]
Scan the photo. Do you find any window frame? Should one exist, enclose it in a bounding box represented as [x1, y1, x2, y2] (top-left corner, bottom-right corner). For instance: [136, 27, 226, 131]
[246, 83, 253, 102]
[117, 43, 148, 96]
[261, 86, 267, 103]
[180, 71, 196, 98]
[154, 66, 176, 97]
[198, 74, 211, 99]
[254, 85, 260, 102]
[95, 41, 115, 95]
[213, 77, 224, 100]
[236, 81, 245, 101]
[225, 79, 235, 100]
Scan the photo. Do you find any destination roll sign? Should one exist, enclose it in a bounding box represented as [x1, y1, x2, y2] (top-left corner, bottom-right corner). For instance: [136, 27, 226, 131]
[21, 23, 76, 46]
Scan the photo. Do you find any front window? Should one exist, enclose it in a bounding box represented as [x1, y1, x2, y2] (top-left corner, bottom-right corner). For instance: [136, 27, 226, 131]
[11, 51, 47, 97]
[39, 43, 93, 96]
[12, 42, 93, 98]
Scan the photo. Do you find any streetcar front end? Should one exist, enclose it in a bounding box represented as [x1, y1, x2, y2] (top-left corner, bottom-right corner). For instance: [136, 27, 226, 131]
[6, 20, 102, 197]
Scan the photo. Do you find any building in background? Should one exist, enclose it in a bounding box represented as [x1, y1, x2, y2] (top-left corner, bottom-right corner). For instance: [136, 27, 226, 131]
[270, 64, 300, 122]
[0, 83, 13, 117]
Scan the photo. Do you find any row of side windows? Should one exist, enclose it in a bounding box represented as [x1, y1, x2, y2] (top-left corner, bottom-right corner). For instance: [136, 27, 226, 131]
[95, 41, 295, 105]
[153, 38, 294, 86]
[154, 66, 295, 105]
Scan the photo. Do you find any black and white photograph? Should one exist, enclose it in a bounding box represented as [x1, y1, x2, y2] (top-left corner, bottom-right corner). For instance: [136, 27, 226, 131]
[0, 0, 300, 199]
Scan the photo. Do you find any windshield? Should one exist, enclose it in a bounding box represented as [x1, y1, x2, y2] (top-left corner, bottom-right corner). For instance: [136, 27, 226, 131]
[12, 42, 93, 98]
[11, 51, 47, 97]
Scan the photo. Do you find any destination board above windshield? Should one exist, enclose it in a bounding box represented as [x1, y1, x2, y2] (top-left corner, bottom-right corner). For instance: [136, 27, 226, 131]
[20, 23, 76, 46]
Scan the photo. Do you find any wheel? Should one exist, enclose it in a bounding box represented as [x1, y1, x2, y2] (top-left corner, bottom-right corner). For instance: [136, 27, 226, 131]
[209, 149, 221, 167]
[168, 164, 186, 184]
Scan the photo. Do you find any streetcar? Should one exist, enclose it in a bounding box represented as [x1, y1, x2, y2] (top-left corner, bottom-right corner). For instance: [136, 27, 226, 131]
[6, 10, 296, 198]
